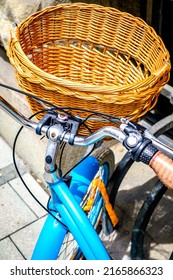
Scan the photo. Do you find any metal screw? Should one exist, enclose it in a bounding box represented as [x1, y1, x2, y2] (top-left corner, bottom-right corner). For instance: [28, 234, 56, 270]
[51, 132, 56, 138]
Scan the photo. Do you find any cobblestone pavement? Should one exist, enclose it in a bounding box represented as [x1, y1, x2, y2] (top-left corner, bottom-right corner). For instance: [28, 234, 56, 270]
[0, 136, 48, 259]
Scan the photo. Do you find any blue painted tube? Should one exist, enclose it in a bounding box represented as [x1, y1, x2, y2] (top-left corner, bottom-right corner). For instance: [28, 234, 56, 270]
[32, 155, 110, 260]
[52, 180, 110, 260]
[31, 206, 96, 260]
[31, 213, 67, 260]
[59, 155, 101, 204]
[55, 201, 96, 259]
[70, 155, 100, 183]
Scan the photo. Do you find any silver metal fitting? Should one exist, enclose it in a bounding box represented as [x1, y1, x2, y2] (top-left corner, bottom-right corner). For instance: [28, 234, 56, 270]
[126, 135, 139, 147]
[47, 124, 64, 142]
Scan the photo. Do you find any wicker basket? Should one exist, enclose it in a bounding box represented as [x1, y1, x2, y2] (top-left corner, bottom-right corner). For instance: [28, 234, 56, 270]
[7, 3, 171, 136]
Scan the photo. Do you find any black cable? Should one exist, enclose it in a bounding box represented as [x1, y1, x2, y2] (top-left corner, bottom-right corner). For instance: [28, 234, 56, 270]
[58, 142, 66, 177]
[12, 108, 96, 225]
[12, 111, 67, 228]
[62, 143, 96, 179]
[12, 126, 49, 212]
[0, 82, 121, 125]
[0, 82, 84, 126]
[0, 82, 60, 110]
[1, 81, 122, 224]
[80, 111, 121, 127]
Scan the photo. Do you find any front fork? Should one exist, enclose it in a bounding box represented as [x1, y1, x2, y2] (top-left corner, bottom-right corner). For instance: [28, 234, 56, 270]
[32, 140, 110, 260]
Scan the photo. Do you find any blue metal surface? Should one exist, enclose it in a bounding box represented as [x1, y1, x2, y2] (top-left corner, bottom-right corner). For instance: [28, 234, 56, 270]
[32, 155, 111, 260]
[31, 213, 67, 260]
[52, 179, 110, 259]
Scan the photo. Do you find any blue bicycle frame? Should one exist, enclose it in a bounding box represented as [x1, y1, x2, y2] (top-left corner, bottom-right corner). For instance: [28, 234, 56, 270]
[31, 155, 111, 260]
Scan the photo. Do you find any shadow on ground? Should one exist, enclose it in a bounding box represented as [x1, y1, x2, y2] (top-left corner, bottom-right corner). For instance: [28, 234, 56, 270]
[101, 176, 173, 260]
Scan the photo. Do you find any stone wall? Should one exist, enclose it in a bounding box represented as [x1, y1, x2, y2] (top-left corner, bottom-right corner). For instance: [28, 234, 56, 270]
[0, 0, 71, 49]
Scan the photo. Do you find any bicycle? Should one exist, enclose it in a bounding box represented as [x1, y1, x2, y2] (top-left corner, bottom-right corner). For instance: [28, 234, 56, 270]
[1, 2, 172, 260]
[1, 88, 173, 260]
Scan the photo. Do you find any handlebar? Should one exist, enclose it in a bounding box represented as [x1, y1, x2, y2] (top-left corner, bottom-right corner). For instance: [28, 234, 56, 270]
[149, 152, 173, 190]
[0, 97, 126, 144]
[1, 96, 173, 189]
[0, 97, 38, 131]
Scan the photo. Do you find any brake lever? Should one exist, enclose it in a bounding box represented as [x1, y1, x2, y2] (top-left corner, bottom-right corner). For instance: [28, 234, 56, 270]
[120, 118, 173, 159]
[120, 118, 146, 133]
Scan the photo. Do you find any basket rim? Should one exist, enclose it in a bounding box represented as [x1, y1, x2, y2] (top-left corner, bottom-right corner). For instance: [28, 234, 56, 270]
[10, 38, 171, 94]
[8, 3, 171, 94]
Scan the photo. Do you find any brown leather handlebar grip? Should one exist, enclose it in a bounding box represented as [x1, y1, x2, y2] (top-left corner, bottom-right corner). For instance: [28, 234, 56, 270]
[149, 151, 173, 189]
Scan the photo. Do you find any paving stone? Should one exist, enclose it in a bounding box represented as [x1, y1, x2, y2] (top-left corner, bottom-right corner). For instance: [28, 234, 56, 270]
[9, 173, 49, 218]
[0, 164, 17, 186]
[149, 243, 173, 260]
[0, 137, 13, 168]
[11, 216, 47, 260]
[0, 183, 37, 239]
[143, 235, 173, 260]
[0, 237, 24, 260]
[0, 136, 30, 186]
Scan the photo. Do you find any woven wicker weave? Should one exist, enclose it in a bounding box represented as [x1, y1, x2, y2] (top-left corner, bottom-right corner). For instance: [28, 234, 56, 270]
[7, 3, 171, 136]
